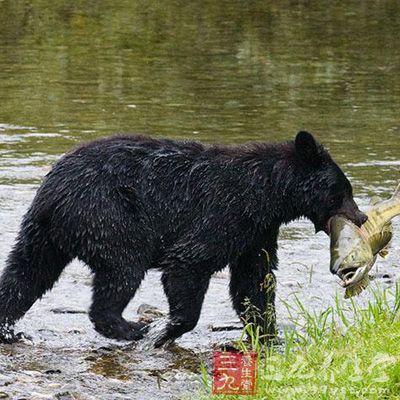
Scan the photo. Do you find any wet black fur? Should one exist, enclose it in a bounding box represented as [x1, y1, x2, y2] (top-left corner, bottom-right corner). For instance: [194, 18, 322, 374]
[0, 131, 366, 346]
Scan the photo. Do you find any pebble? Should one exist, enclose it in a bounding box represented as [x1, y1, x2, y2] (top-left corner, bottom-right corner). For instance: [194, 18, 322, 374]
[68, 329, 83, 335]
[84, 355, 97, 362]
[210, 324, 242, 332]
[45, 369, 62, 375]
[48, 383, 62, 388]
[30, 393, 53, 399]
[137, 304, 165, 323]
[51, 307, 87, 314]
[282, 280, 301, 288]
[55, 392, 76, 400]
[373, 272, 394, 280]
[23, 370, 43, 377]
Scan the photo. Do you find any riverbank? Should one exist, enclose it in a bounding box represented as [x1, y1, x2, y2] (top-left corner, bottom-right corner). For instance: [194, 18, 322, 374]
[201, 284, 400, 399]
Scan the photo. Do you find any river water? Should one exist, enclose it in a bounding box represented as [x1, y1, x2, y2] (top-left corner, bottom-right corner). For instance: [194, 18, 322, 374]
[0, 1, 399, 399]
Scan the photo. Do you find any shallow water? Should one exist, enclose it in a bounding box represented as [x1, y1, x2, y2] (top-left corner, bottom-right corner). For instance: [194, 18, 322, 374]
[0, 1, 399, 399]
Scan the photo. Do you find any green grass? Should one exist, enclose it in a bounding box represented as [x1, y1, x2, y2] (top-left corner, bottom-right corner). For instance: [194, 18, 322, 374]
[200, 283, 400, 399]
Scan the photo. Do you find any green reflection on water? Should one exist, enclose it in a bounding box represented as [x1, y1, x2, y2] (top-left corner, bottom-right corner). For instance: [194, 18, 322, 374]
[0, 0, 399, 190]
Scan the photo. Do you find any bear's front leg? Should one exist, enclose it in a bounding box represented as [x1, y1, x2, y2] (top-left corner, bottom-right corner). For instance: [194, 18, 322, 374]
[154, 267, 213, 348]
[230, 244, 278, 341]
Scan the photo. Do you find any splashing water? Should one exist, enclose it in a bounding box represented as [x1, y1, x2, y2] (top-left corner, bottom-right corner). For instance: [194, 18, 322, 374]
[137, 317, 170, 351]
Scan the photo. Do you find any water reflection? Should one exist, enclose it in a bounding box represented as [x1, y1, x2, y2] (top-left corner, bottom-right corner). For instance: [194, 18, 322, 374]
[0, 1, 399, 183]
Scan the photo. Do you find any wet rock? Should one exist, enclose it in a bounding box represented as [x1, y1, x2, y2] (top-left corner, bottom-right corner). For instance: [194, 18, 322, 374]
[0, 380, 12, 388]
[84, 355, 97, 362]
[381, 277, 394, 286]
[55, 392, 76, 400]
[210, 323, 242, 332]
[67, 329, 83, 334]
[37, 329, 58, 338]
[22, 370, 43, 377]
[44, 369, 62, 374]
[282, 280, 301, 288]
[29, 393, 52, 399]
[374, 272, 394, 280]
[214, 342, 240, 352]
[48, 383, 62, 389]
[137, 304, 165, 324]
[97, 346, 114, 352]
[50, 307, 87, 314]
[0, 392, 9, 399]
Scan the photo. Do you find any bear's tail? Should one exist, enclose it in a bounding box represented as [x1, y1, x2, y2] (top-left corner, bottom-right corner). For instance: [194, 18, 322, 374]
[0, 213, 70, 342]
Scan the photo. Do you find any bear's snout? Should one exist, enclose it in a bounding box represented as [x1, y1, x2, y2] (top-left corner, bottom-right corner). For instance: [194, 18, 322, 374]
[337, 199, 368, 228]
[356, 211, 368, 227]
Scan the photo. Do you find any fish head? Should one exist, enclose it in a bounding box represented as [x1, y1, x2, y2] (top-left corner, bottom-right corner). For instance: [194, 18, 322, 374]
[329, 216, 374, 282]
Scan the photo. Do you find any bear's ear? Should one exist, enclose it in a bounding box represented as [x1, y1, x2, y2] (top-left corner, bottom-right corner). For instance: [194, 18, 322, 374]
[295, 131, 319, 163]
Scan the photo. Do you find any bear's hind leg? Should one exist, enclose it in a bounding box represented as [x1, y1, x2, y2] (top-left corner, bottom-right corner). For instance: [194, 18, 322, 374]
[89, 268, 147, 341]
[0, 223, 71, 343]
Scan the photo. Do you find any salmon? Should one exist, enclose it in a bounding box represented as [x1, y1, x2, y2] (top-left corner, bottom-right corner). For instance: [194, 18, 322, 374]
[329, 183, 400, 298]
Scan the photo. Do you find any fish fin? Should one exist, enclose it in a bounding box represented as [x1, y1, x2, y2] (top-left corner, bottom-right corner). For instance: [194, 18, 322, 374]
[392, 182, 400, 199]
[369, 196, 382, 206]
[378, 227, 393, 258]
[344, 275, 370, 299]
[377, 222, 393, 258]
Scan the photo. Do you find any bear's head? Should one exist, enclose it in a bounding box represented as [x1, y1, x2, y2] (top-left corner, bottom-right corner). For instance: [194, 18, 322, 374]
[294, 131, 367, 234]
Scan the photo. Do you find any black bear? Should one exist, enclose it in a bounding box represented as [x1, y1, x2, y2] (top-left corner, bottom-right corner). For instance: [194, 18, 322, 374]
[0, 131, 367, 346]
